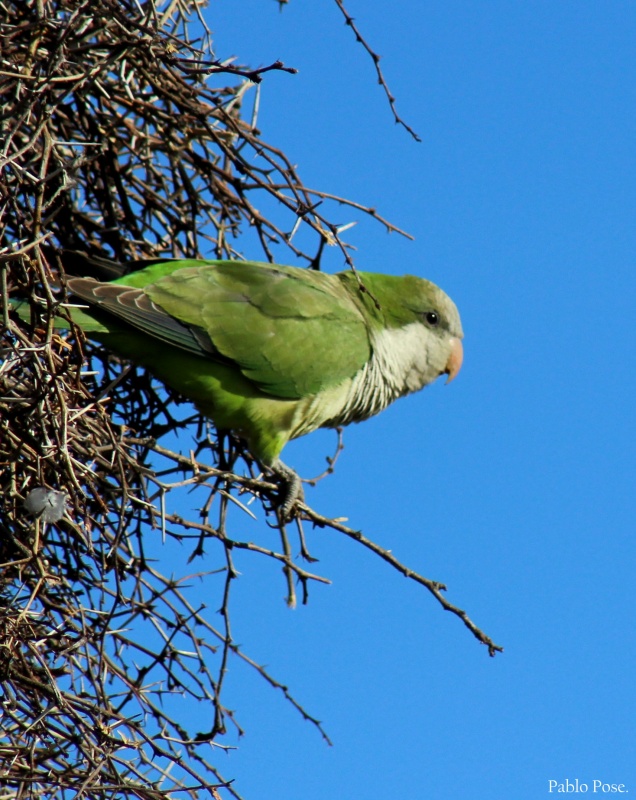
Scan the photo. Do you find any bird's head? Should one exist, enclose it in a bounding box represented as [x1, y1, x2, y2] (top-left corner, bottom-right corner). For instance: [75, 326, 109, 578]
[412, 279, 464, 385]
[367, 273, 464, 393]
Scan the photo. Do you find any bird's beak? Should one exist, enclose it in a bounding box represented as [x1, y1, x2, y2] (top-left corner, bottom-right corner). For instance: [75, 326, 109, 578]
[445, 337, 463, 384]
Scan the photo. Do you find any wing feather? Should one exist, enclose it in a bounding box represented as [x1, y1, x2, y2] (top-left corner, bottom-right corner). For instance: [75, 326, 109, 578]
[69, 261, 371, 400]
[66, 278, 218, 357]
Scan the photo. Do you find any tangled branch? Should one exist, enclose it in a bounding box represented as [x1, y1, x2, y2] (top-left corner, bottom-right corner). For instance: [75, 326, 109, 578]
[0, 1, 499, 798]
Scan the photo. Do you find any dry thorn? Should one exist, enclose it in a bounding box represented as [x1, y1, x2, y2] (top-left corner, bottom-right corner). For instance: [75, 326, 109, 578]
[332, 0, 423, 142]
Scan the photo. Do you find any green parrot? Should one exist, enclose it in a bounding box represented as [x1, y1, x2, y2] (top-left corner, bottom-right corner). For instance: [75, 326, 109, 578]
[13, 253, 464, 514]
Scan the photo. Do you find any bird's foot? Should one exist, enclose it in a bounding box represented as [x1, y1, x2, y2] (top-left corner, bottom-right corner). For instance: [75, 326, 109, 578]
[270, 459, 305, 521]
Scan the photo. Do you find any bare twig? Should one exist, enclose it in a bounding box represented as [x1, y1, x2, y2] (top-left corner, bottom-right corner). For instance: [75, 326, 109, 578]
[332, 0, 422, 142]
[301, 505, 503, 657]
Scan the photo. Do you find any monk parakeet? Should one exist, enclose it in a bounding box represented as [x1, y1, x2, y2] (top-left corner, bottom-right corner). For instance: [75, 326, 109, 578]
[14, 253, 464, 514]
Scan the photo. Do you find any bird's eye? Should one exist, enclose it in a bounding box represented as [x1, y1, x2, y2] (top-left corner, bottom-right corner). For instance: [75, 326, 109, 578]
[425, 311, 439, 326]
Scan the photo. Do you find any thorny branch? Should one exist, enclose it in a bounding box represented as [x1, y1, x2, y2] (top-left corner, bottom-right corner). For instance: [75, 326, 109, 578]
[0, 1, 500, 798]
[332, 0, 423, 142]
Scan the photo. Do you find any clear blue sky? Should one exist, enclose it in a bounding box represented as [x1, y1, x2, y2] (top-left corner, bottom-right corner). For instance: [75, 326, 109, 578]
[157, 2, 636, 797]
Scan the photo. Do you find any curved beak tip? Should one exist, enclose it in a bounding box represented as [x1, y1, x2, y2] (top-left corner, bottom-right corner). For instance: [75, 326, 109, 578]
[445, 337, 464, 384]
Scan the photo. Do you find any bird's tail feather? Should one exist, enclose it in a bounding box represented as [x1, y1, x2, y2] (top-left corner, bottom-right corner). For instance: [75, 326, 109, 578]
[8, 297, 114, 333]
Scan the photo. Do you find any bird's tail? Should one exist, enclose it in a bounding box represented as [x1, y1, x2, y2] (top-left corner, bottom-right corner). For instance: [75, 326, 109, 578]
[8, 296, 113, 333]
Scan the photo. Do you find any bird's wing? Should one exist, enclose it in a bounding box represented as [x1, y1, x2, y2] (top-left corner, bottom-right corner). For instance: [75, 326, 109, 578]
[69, 261, 371, 400]
[66, 277, 214, 355]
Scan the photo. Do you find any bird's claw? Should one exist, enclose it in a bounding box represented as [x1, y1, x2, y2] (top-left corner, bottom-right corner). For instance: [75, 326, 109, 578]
[270, 459, 304, 522]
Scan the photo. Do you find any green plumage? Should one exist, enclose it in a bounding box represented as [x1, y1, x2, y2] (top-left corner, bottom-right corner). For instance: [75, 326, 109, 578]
[10, 255, 464, 484]
[141, 261, 371, 398]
